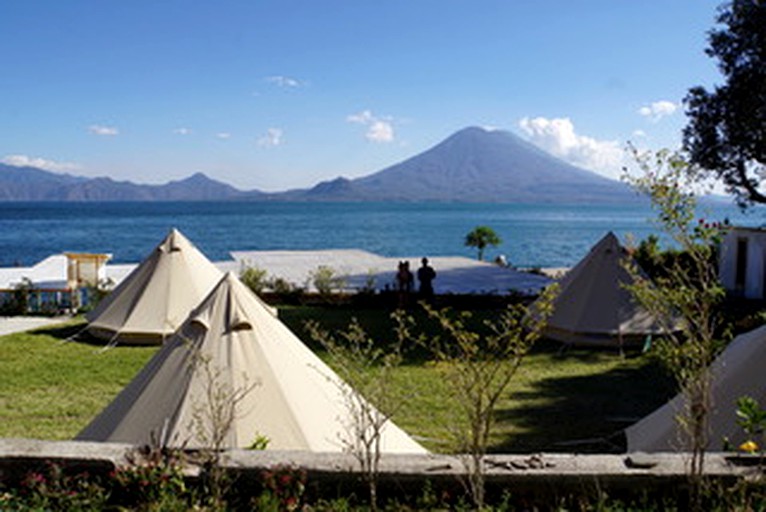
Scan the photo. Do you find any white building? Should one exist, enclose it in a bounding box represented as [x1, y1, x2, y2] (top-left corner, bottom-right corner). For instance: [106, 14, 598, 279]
[720, 226, 766, 299]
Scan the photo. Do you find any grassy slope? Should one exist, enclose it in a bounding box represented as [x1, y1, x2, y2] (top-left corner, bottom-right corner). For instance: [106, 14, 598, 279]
[0, 321, 156, 439]
[0, 309, 675, 452]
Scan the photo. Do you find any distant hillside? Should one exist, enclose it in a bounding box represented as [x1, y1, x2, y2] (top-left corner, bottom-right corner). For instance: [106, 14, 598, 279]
[0, 165, 247, 201]
[0, 127, 639, 202]
[283, 127, 637, 202]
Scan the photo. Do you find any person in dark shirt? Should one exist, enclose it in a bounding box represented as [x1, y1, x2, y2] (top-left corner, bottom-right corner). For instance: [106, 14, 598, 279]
[395, 260, 414, 308]
[417, 257, 436, 300]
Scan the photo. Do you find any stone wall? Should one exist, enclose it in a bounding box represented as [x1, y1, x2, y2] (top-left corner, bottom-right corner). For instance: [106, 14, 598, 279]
[0, 438, 758, 502]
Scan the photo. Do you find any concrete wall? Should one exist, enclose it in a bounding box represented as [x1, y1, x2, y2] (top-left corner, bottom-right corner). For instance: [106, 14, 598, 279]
[0, 438, 757, 502]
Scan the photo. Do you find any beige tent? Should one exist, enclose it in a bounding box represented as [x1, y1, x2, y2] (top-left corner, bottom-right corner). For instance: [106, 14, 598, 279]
[626, 324, 766, 452]
[77, 272, 427, 453]
[540, 232, 661, 346]
[85, 228, 222, 345]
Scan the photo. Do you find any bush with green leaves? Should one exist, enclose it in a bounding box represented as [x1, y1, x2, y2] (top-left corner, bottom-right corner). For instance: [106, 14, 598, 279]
[110, 445, 189, 511]
[310, 265, 346, 296]
[240, 266, 269, 295]
[0, 277, 34, 316]
[736, 396, 766, 454]
[254, 465, 307, 511]
[1, 462, 109, 511]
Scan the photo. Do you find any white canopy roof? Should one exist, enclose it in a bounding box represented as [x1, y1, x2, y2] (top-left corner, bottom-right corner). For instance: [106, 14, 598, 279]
[77, 272, 427, 453]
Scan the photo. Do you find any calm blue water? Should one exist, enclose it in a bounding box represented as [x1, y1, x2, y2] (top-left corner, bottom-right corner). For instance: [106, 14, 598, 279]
[0, 201, 762, 268]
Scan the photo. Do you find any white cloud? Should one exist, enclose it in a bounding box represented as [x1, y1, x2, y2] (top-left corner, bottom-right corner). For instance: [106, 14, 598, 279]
[88, 124, 119, 136]
[257, 128, 283, 147]
[173, 127, 192, 135]
[638, 100, 678, 121]
[347, 110, 375, 124]
[266, 75, 304, 88]
[2, 154, 81, 172]
[216, 132, 231, 139]
[366, 120, 394, 143]
[518, 116, 624, 177]
[632, 129, 647, 138]
[347, 110, 396, 143]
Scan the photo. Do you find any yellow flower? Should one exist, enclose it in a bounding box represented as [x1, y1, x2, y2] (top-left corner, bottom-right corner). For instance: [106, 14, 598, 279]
[739, 440, 759, 454]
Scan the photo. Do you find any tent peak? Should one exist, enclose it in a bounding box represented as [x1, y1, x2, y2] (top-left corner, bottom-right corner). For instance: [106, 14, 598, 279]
[85, 228, 222, 345]
[599, 231, 619, 245]
[538, 230, 660, 346]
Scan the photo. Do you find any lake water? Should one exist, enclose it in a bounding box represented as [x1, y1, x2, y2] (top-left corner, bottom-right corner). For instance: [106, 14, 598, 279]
[0, 201, 761, 268]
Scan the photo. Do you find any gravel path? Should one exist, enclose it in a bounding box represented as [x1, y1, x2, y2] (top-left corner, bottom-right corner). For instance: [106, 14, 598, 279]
[0, 316, 70, 336]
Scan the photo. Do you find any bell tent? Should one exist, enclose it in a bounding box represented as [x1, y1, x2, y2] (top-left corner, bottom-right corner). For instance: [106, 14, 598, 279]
[540, 231, 661, 347]
[77, 271, 427, 453]
[626, 324, 766, 452]
[85, 228, 222, 345]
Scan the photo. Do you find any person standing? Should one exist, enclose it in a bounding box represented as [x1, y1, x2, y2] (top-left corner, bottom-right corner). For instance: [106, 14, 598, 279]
[417, 257, 436, 301]
[395, 260, 414, 308]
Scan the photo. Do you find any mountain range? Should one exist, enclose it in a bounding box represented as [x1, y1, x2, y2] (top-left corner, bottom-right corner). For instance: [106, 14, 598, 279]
[0, 127, 638, 203]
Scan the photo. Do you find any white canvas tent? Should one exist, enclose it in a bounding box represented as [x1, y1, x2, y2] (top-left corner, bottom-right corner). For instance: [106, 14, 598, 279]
[85, 228, 222, 345]
[77, 272, 427, 453]
[540, 232, 661, 346]
[626, 324, 766, 452]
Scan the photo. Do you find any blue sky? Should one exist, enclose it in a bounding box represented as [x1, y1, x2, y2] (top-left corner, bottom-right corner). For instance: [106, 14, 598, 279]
[0, 1, 724, 191]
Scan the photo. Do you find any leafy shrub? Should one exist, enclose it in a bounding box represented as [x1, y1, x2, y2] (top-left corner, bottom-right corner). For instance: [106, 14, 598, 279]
[256, 465, 307, 511]
[79, 278, 114, 314]
[270, 277, 296, 295]
[110, 446, 188, 511]
[310, 265, 346, 296]
[241, 266, 269, 294]
[0, 278, 33, 316]
[1, 462, 108, 511]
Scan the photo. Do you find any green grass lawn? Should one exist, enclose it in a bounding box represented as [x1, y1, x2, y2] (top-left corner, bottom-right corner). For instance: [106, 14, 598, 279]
[280, 306, 676, 452]
[0, 307, 675, 453]
[0, 321, 156, 440]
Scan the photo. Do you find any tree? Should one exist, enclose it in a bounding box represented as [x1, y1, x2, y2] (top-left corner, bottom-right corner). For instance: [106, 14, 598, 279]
[464, 226, 502, 261]
[683, 0, 766, 207]
[189, 350, 260, 507]
[422, 285, 557, 509]
[304, 311, 411, 511]
[624, 148, 728, 510]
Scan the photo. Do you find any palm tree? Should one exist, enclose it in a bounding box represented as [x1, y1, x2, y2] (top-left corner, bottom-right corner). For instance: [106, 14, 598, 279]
[464, 226, 502, 261]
